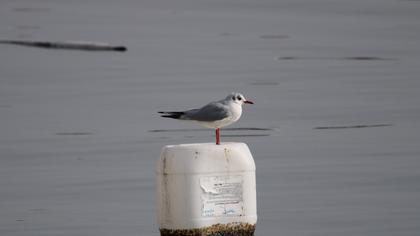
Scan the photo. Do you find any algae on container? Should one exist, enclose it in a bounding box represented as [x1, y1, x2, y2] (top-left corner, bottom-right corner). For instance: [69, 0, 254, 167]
[156, 143, 257, 236]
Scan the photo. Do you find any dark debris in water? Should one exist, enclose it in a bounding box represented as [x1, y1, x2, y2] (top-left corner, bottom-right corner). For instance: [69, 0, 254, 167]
[344, 56, 395, 61]
[227, 127, 272, 131]
[314, 124, 393, 130]
[259, 34, 290, 39]
[222, 134, 270, 137]
[250, 82, 279, 86]
[149, 127, 271, 132]
[278, 56, 299, 60]
[150, 128, 206, 133]
[0, 39, 127, 52]
[55, 132, 93, 136]
[277, 56, 396, 61]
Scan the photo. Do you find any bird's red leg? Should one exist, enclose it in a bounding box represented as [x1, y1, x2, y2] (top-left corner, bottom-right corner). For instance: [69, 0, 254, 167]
[216, 128, 220, 145]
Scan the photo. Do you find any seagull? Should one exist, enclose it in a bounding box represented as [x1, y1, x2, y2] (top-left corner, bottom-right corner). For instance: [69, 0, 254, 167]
[158, 92, 254, 145]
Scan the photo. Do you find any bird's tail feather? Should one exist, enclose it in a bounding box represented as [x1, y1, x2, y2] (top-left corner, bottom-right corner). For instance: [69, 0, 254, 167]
[158, 111, 185, 119]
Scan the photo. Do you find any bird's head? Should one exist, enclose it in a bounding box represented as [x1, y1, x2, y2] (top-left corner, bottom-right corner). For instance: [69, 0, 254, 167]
[226, 92, 254, 105]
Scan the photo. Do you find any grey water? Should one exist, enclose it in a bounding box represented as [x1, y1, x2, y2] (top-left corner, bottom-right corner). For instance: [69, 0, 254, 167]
[1, 0, 420, 235]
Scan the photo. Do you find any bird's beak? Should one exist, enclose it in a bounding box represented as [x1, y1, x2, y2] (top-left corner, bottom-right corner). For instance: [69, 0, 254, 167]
[244, 100, 254, 104]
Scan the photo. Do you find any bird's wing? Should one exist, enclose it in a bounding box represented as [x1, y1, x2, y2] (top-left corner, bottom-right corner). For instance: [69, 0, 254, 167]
[184, 102, 230, 121]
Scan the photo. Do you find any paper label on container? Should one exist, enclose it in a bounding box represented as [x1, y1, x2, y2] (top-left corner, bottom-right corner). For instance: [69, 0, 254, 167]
[200, 175, 243, 217]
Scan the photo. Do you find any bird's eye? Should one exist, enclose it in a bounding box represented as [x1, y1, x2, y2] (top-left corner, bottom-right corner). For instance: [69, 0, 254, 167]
[237, 96, 242, 100]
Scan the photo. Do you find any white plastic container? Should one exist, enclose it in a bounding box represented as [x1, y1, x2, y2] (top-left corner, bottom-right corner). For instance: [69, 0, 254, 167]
[156, 142, 257, 235]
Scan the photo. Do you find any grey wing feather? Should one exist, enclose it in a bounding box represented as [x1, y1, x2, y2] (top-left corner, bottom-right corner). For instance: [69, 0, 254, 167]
[184, 102, 229, 121]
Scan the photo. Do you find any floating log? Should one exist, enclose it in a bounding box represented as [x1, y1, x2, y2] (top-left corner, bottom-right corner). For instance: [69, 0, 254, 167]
[0, 39, 126, 52]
